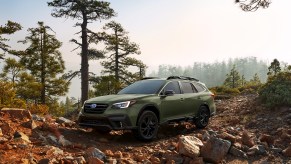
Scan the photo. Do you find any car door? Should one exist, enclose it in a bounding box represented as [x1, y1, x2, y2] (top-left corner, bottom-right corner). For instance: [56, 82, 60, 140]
[160, 81, 184, 121]
[180, 82, 202, 116]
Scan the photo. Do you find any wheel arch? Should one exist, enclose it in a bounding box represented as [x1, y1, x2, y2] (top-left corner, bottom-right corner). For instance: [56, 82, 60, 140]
[136, 104, 160, 126]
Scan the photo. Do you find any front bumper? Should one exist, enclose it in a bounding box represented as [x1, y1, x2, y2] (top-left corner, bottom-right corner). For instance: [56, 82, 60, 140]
[78, 114, 136, 131]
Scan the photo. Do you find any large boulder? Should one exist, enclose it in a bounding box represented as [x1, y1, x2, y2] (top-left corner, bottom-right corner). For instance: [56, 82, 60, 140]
[85, 147, 105, 161]
[1, 108, 32, 120]
[201, 137, 231, 163]
[56, 117, 75, 127]
[178, 135, 203, 158]
[242, 131, 255, 147]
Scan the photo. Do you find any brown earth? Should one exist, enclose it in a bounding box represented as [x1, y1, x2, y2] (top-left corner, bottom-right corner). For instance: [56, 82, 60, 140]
[0, 94, 290, 164]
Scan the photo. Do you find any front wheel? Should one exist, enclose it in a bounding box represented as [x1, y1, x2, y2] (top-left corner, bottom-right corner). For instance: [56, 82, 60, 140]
[135, 111, 159, 141]
[195, 106, 210, 129]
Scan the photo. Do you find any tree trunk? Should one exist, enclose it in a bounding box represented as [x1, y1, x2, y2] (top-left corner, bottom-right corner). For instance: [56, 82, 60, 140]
[114, 29, 119, 82]
[41, 29, 46, 104]
[81, 13, 89, 105]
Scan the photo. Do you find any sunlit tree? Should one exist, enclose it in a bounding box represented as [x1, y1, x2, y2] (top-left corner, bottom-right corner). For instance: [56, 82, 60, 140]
[48, 0, 116, 104]
[224, 65, 241, 88]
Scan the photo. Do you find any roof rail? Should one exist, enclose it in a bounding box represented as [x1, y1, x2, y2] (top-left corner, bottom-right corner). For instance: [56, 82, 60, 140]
[142, 77, 159, 80]
[167, 76, 199, 81]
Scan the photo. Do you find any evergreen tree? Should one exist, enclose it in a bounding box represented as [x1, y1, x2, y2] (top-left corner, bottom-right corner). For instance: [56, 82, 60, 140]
[48, 0, 115, 104]
[223, 65, 241, 88]
[250, 73, 261, 85]
[19, 22, 67, 104]
[0, 21, 22, 60]
[101, 21, 146, 84]
[0, 58, 24, 84]
[267, 59, 281, 76]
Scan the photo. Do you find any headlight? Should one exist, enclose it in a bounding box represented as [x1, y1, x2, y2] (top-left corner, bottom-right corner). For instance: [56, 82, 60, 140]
[112, 100, 136, 109]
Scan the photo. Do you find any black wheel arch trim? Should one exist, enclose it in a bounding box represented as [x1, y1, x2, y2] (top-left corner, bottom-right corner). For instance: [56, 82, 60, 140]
[136, 104, 160, 126]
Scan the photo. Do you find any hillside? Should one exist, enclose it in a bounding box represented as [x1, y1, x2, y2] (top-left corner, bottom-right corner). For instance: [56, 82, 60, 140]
[0, 94, 290, 164]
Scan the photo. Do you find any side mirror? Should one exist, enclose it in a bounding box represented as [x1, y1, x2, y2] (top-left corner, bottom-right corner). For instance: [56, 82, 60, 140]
[164, 90, 175, 96]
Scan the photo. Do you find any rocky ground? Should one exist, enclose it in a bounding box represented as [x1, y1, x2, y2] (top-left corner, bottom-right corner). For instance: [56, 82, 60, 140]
[0, 94, 290, 164]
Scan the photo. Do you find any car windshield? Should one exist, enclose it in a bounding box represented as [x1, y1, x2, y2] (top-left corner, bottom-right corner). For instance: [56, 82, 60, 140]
[118, 80, 165, 94]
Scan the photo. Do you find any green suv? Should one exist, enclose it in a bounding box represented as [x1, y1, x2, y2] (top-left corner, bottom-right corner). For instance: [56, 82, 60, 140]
[78, 76, 216, 140]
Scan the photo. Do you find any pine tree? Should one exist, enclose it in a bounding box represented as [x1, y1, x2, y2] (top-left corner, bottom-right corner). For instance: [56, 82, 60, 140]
[48, 0, 115, 104]
[19, 22, 67, 104]
[0, 58, 24, 84]
[0, 21, 22, 59]
[223, 65, 241, 88]
[250, 73, 261, 85]
[267, 59, 281, 76]
[101, 21, 146, 85]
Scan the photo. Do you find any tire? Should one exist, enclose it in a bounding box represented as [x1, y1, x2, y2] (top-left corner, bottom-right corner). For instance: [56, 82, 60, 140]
[195, 106, 210, 129]
[135, 111, 159, 141]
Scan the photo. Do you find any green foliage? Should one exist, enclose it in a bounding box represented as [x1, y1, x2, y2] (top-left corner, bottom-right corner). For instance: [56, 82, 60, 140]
[19, 22, 68, 104]
[267, 59, 281, 76]
[210, 86, 240, 95]
[92, 75, 123, 96]
[0, 58, 24, 84]
[223, 65, 241, 88]
[48, 0, 116, 105]
[0, 81, 26, 109]
[0, 21, 22, 59]
[101, 21, 146, 84]
[259, 71, 291, 108]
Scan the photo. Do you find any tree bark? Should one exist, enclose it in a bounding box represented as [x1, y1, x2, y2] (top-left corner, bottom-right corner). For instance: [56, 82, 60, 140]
[81, 13, 89, 105]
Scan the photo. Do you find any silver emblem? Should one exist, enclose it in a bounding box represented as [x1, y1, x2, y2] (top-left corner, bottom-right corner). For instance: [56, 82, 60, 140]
[90, 104, 97, 108]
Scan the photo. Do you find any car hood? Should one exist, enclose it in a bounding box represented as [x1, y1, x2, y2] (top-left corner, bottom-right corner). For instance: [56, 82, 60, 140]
[86, 94, 154, 103]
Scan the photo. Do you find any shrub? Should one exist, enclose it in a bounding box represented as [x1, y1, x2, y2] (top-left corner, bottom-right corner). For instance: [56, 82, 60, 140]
[259, 71, 291, 108]
[210, 86, 240, 95]
[27, 104, 49, 115]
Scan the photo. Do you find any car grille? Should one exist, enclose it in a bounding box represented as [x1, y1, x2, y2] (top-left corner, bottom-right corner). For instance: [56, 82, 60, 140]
[84, 103, 108, 114]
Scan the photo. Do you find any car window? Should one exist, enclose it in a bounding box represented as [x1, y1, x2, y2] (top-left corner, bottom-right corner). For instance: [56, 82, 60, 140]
[118, 80, 165, 94]
[163, 81, 181, 94]
[193, 83, 206, 92]
[181, 82, 195, 93]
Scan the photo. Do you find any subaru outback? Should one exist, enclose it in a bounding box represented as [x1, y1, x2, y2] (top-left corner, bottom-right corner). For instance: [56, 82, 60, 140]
[78, 76, 216, 140]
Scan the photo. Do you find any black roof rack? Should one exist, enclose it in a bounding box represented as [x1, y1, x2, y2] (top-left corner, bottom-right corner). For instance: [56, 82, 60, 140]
[167, 76, 199, 81]
[142, 77, 159, 80]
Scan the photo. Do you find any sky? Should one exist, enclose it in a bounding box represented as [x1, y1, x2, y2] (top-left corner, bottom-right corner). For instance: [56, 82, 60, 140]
[1, 0, 291, 99]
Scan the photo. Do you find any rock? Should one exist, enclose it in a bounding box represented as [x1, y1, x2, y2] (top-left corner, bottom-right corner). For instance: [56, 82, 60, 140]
[270, 147, 283, 153]
[75, 156, 86, 164]
[105, 150, 114, 157]
[47, 134, 58, 145]
[14, 131, 31, 143]
[38, 158, 58, 164]
[21, 120, 37, 129]
[85, 147, 105, 161]
[248, 145, 266, 156]
[56, 117, 75, 127]
[113, 151, 123, 158]
[1, 122, 12, 135]
[150, 156, 160, 164]
[218, 132, 236, 143]
[200, 137, 231, 163]
[134, 153, 147, 162]
[242, 131, 255, 147]
[259, 134, 275, 146]
[202, 131, 210, 141]
[178, 135, 203, 158]
[0, 137, 8, 144]
[32, 114, 45, 122]
[229, 146, 247, 158]
[58, 135, 72, 146]
[20, 158, 29, 164]
[189, 157, 204, 164]
[107, 158, 117, 164]
[1, 108, 32, 120]
[87, 157, 104, 164]
[46, 146, 64, 156]
[283, 145, 291, 157]
[0, 128, 3, 136]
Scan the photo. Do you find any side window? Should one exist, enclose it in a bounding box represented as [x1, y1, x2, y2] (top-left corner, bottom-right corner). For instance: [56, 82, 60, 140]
[181, 82, 195, 93]
[193, 83, 205, 92]
[163, 81, 181, 94]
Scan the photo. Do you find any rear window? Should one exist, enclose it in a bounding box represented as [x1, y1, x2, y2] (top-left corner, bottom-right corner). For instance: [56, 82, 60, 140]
[193, 83, 206, 92]
[181, 82, 195, 93]
[118, 80, 165, 94]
